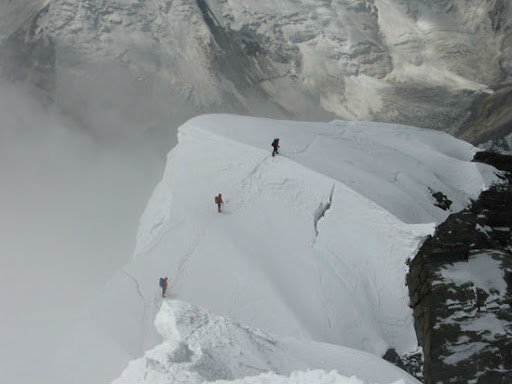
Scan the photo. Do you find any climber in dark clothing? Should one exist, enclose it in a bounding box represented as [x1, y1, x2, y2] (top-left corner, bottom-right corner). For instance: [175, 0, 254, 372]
[272, 138, 280, 157]
[159, 276, 169, 297]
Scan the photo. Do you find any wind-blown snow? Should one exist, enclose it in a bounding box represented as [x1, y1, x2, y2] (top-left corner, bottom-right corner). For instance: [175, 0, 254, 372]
[441, 256, 508, 297]
[105, 115, 497, 383]
[114, 300, 418, 384]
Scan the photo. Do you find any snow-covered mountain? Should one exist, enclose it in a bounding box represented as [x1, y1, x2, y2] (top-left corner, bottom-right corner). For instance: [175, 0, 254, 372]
[1, 0, 511, 147]
[50, 114, 495, 384]
[1, 2, 509, 382]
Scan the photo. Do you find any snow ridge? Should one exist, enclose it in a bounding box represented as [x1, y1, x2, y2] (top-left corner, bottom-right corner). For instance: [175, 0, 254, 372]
[108, 115, 498, 384]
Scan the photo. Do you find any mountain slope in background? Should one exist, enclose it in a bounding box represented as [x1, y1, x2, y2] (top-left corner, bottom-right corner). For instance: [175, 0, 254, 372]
[61, 114, 497, 384]
[0, 0, 511, 147]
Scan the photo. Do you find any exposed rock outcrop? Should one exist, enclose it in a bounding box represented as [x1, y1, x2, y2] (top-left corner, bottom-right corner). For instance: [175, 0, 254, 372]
[407, 151, 512, 383]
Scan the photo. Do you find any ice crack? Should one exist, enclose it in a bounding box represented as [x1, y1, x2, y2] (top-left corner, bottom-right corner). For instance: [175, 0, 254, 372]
[314, 184, 335, 238]
[122, 268, 150, 308]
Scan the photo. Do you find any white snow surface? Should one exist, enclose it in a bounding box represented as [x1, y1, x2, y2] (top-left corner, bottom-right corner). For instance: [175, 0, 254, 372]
[114, 300, 418, 384]
[441, 255, 508, 298]
[106, 114, 498, 383]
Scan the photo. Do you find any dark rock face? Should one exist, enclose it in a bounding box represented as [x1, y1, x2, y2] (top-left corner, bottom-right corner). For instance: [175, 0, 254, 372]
[457, 85, 512, 146]
[195, 0, 295, 90]
[382, 348, 423, 381]
[429, 188, 453, 211]
[473, 151, 512, 173]
[406, 151, 512, 384]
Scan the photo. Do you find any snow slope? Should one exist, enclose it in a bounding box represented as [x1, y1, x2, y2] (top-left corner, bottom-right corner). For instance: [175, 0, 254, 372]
[102, 115, 497, 383]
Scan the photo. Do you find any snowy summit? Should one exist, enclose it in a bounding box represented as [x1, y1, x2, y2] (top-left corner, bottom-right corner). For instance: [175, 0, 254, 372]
[93, 114, 498, 384]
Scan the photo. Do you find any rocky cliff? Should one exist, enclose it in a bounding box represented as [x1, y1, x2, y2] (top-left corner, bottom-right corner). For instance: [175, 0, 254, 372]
[407, 151, 512, 383]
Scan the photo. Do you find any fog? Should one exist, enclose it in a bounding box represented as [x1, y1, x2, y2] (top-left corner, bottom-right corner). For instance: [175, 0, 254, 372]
[0, 26, 266, 378]
[0, 80, 170, 382]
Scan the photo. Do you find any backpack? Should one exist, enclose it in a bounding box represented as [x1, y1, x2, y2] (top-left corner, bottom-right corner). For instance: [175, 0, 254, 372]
[215, 196, 220, 204]
[159, 277, 165, 288]
[272, 138, 279, 147]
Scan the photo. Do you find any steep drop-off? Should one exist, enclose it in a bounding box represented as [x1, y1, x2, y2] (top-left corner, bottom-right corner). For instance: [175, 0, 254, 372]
[407, 151, 512, 383]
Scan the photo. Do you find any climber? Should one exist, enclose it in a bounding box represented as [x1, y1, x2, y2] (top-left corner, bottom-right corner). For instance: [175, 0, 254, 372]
[159, 276, 169, 297]
[272, 138, 280, 157]
[215, 193, 224, 213]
